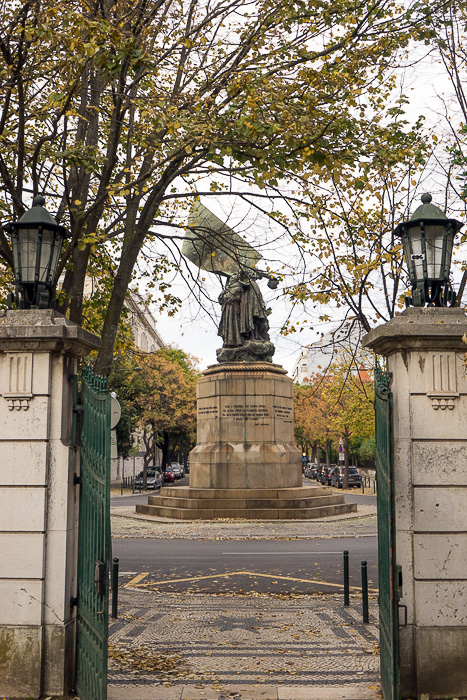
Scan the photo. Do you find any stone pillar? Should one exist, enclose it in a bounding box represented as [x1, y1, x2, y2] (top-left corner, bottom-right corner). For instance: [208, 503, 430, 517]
[0, 310, 100, 699]
[364, 307, 467, 698]
[190, 362, 302, 489]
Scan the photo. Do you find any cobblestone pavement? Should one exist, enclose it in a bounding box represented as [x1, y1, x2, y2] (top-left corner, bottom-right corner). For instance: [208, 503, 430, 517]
[108, 588, 380, 700]
[109, 509, 380, 699]
[110, 511, 377, 541]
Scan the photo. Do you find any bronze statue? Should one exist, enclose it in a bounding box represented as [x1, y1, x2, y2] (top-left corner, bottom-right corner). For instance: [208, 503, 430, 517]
[218, 269, 270, 345]
[183, 203, 277, 363]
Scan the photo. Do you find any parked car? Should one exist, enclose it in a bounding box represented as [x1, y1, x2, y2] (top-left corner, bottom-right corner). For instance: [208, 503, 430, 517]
[171, 463, 184, 479]
[310, 464, 320, 480]
[304, 463, 317, 479]
[309, 465, 320, 480]
[134, 469, 163, 490]
[148, 469, 163, 489]
[331, 466, 362, 489]
[164, 466, 176, 482]
[319, 465, 335, 485]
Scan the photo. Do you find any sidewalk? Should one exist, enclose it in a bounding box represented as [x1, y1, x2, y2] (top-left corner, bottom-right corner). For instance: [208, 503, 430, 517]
[110, 504, 377, 541]
[108, 508, 381, 700]
[108, 588, 381, 700]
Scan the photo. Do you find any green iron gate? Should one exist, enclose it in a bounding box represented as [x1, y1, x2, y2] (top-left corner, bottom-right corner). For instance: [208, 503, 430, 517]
[75, 368, 111, 700]
[375, 362, 400, 700]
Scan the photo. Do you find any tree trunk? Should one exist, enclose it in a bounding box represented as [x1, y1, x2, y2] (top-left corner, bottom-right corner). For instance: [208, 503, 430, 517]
[159, 431, 170, 471]
[343, 427, 350, 489]
[93, 235, 142, 375]
[68, 245, 91, 324]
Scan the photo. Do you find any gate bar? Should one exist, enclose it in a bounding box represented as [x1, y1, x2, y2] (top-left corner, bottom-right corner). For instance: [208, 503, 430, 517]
[111, 557, 119, 619]
[361, 560, 369, 623]
[343, 550, 350, 606]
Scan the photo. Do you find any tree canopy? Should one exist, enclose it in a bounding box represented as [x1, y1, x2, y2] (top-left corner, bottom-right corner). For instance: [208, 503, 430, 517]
[0, 0, 431, 372]
[109, 344, 199, 469]
[294, 351, 374, 469]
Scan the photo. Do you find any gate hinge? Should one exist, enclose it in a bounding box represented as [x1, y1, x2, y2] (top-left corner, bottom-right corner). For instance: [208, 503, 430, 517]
[398, 603, 408, 627]
[70, 596, 78, 609]
[73, 474, 82, 486]
[395, 564, 403, 601]
[94, 561, 107, 597]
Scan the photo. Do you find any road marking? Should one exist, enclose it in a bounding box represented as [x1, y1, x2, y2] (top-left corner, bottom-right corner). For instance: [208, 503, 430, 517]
[131, 570, 378, 593]
[222, 551, 343, 555]
[124, 572, 149, 588]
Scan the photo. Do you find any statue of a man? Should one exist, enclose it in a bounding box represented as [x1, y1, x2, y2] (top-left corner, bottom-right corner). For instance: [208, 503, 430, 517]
[218, 269, 270, 347]
[217, 269, 275, 363]
[183, 202, 276, 362]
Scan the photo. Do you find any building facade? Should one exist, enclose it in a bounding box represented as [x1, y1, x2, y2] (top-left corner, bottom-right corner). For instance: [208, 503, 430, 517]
[291, 321, 363, 384]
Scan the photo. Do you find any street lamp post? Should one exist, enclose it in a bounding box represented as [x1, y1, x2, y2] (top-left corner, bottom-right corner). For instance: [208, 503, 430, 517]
[395, 193, 463, 307]
[4, 195, 69, 309]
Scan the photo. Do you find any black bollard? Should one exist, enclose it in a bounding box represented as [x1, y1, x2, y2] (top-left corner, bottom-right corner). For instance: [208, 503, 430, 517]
[343, 550, 350, 606]
[361, 560, 369, 623]
[111, 557, 119, 619]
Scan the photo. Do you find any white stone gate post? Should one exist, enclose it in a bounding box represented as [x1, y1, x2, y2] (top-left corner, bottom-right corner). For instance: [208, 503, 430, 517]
[364, 306, 467, 698]
[0, 310, 100, 699]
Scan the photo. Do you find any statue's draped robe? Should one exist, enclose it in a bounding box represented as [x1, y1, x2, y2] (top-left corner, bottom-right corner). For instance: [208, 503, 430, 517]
[239, 278, 269, 341]
[218, 275, 270, 347]
[217, 278, 243, 346]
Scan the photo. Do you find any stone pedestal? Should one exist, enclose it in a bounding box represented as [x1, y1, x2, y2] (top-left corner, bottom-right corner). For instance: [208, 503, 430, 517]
[0, 310, 100, 699]
[364, 307, 467, 698]
[137, 362, 356, 520]
[190, 362, 301, 489]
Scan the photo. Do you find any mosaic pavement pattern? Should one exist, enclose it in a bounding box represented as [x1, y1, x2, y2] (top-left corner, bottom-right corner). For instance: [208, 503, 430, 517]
[109, 588, 380, 691]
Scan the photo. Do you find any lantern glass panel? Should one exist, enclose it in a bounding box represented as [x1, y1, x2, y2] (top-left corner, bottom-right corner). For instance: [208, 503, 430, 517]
[18, 226, 61, 286]
[444, 228, 454, 279]
[17, 227, 40, 284]
[407, 226, 424, 283]
[424, 223, 448, 281]
[40, 228, 62, 285]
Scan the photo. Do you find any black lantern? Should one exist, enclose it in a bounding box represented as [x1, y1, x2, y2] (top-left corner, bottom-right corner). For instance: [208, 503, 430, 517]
[394, 193, 463, 307]
[5, 195, 69, 309]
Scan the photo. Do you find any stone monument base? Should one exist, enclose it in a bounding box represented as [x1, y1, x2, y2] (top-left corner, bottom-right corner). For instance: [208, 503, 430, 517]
[136, 361, 359, 521]
[136, 485, 356, 520]
[189, 362, 302, 489]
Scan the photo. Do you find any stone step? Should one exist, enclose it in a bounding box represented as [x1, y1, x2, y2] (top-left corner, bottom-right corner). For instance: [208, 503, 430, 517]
[159, 485, 332, 500]
[135, 502, 357, 521]
[147, 494, 345, 509]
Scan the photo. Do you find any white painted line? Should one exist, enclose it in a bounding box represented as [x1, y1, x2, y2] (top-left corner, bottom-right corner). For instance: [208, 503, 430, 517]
[222, 551, 343, 555]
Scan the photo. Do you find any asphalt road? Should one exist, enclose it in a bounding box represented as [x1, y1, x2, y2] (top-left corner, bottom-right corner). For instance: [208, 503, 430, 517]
[113, 535, 377, 595]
